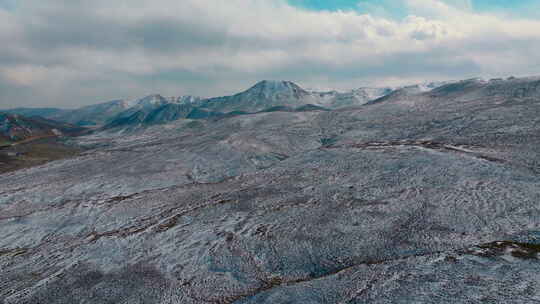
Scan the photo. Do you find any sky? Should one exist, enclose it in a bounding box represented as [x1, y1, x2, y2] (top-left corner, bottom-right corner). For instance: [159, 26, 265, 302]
[291, 0, 538, 15]
[1, 0, 540, 108]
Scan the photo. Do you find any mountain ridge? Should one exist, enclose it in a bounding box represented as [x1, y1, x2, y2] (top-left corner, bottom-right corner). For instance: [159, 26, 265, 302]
[0, 112, 88, 142]
[7, 76, 537, 132]
[2, 80, 395, 127]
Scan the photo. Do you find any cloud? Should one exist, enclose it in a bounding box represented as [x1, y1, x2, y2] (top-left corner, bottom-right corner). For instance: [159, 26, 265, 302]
[0, 0, 540, 108]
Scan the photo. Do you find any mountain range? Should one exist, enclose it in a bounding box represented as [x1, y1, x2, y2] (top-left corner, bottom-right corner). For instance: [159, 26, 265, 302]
[2, 76, 536, 139]
[3, 80, 399, 130]
[2, 75, 540, 303]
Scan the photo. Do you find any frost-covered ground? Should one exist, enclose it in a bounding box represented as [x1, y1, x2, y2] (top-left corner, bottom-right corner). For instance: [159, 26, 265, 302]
[1, 78, 540, 303]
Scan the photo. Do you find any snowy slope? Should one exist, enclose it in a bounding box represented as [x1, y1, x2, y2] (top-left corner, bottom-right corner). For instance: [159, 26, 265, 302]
[3, 75, 540, 303]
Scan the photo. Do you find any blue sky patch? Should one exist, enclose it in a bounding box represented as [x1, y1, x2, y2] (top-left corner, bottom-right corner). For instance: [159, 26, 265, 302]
[289, 0, 539, 18]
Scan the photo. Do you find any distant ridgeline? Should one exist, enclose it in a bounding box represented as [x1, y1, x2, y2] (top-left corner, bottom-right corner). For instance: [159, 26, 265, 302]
[0, 112, 87, 143]
[3, 76, 539, 132]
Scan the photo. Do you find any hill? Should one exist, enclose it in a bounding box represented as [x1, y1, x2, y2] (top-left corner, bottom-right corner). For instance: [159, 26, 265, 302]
[2, 75, 540, 303]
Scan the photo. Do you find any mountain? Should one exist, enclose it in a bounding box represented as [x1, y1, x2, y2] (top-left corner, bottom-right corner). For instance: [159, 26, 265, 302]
[3, 81, 397, 131]
[313, 87, 394, 108]
[2, 100, 132, 127]
[3, 80, 450, 132]
[123, 94, 170, 109]
[54, 94, 196, 126]
[108, 95, 170, 122]
[171, 95, 203, 105]
[102, 95, 204, 129]
[102, 82, 342, 130]
[367, 84, 427, 105]
[100, 82, 330, 130]
[52, 99, 133, 126]
[103, 103, 198, 130]
[200, 80, 314, 113]
[3, 94, 204, 128]
[0, 112, 87, 142]
[3, 75, 540, 303]
[200, 80, 394, 113]
[3, 107, 67, 118]
[428, 76, 540, 100]
[368, 76, 540, 106]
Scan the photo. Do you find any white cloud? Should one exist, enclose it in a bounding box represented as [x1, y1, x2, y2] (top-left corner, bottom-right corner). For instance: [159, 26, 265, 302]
[1, 65, 51, 86]
[1, 0, 540, 108]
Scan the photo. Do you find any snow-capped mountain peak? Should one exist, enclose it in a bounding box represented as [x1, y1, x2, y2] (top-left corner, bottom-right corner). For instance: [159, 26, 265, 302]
[132, 94, 169, 108]
[122, 94, 203, 109]
[170, 96, 203, 104]
[246, 80, 307, 97]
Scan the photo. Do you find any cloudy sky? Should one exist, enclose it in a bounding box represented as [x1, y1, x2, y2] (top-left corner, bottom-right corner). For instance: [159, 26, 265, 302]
[1, 0, 540, 108]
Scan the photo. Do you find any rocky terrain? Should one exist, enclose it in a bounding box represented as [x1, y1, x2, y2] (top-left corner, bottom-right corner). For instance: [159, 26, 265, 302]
[1, 76, 540, 303]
